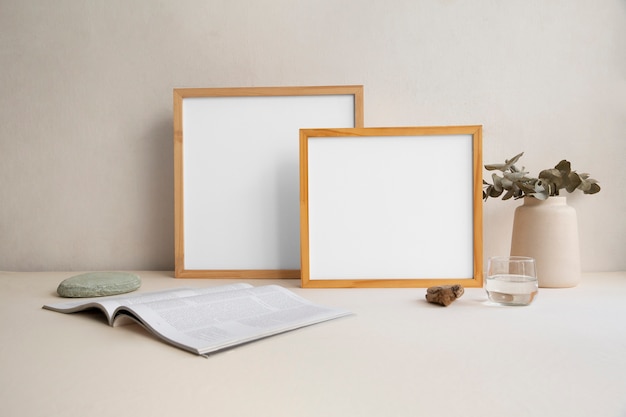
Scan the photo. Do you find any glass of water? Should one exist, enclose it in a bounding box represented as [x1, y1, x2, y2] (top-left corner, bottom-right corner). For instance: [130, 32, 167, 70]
[486, 256, 538, 306]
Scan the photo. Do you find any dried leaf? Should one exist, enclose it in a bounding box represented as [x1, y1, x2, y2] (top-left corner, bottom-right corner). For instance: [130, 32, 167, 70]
[502, 188, 515, 200]
[489, 186, 502, 198]
[585, 183, 601, 194]
[565, 172, 582, 193]
[554, 160, 571, 174]
[492, 173, 503, 192]
[484, 152, 524, 171]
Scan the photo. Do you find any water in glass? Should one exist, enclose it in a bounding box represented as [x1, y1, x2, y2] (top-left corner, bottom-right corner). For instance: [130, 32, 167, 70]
[485, 273, 538, 305]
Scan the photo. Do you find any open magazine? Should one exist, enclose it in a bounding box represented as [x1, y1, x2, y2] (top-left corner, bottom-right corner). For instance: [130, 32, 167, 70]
[43, 283, 351, 356]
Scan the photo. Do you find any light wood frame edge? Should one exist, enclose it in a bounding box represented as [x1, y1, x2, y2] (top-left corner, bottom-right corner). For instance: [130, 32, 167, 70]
[299, 125, 483, 288]
[173, 85, 364, 279]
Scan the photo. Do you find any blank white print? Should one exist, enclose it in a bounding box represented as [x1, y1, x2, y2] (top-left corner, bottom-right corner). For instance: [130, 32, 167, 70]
[183, 95, 356, 270]
[306, 135, 474, 280]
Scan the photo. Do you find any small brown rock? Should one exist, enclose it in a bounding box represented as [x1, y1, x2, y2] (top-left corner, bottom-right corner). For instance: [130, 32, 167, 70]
[425, 284, 464, 306]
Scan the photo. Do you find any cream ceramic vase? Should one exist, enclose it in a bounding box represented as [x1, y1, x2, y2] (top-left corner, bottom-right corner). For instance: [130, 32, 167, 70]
[510, 196, 581, 288]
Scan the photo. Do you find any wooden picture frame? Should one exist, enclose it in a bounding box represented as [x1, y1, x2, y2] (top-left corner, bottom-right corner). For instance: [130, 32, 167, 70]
[174, 86, 364, 278]
[299, 126, 483, 288]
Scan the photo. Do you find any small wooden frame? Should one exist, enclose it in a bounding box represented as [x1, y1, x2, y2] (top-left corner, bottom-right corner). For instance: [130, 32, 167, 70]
[300, 126, 483, 288]
[174, 86, 364, 278]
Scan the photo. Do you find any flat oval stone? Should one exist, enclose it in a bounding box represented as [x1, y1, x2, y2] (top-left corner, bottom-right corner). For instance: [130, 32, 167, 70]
[57, 272, 141, 298]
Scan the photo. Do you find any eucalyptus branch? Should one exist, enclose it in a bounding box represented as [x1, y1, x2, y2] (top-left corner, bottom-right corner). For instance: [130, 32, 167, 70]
[483, 152, 601, 201]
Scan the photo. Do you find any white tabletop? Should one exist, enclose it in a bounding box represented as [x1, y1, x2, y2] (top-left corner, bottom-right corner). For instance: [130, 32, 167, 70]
[1, 271, 625, 417]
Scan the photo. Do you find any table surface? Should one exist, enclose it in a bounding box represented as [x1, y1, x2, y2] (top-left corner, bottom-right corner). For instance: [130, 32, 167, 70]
[1, 271, 625, 417]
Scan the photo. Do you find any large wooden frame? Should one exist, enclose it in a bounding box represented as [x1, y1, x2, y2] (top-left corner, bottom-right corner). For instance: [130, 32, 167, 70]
[174, 86, 364, 278]
[300, 126, 483, 288]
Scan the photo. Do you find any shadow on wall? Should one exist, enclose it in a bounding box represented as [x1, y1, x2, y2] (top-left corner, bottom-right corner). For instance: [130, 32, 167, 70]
[276, 160, 301, 271]
[139, 114, 176, 270]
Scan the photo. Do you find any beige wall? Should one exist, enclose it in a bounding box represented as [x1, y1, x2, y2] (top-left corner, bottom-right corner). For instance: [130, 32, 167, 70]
[1, 0, 625, 272]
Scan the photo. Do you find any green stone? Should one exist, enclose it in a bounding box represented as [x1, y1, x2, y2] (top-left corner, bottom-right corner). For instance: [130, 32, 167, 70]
[57, 272, 141, 298]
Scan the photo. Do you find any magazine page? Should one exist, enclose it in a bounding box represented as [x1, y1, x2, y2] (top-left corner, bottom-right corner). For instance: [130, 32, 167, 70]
[43, 283, 253, 325]
[120, 285, 352, 355]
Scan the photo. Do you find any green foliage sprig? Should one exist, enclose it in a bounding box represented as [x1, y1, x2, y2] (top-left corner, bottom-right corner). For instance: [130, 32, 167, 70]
[483, 152, 601, 201]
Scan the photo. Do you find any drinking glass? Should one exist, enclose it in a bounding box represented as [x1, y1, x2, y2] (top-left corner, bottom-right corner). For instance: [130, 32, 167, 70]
[485, 256, 538, 306]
